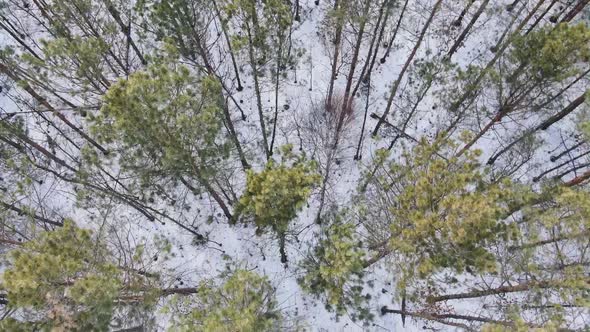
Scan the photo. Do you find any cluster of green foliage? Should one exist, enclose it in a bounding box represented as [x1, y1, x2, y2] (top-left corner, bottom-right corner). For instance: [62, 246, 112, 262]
[236, 145, 319, 262]
[510, 23, 590, 82]
[90, 57, 228, 190]
[137, 0, 208, 61]
[236, 145, 319, 235]
[371, 138, 522, 283]
[171, 269, 280, 332]
[24, 36, 110, 93]
[298, 215, 370, 321]
[0, 220, 121, 331]
[221, 0, 292, 52]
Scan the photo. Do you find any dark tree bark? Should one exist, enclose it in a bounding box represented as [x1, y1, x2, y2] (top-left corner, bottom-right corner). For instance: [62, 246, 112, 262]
[448, 0, 546, 116]
[427, 279, 587, 303]
[561, 0, 590, 22]
[372, 0, 443, 136]
[446, 0, 491, 60]
[212, 0, 244, 91]
[0, 201, 63, 227]
[379, 0, 409, 64]
[487, 92, 586, 165]
[0, 64, 109, 155]
[337, 0, 371, 139]
[326, 0, 345, 111]
[103, 0, 147, 65]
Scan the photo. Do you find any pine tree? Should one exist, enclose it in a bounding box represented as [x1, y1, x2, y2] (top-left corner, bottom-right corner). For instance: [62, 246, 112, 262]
[170, 269, 281, 332]
[235, 145, 319, 263]
[0, 220, 124, 330]
[91, 55, 234, 222]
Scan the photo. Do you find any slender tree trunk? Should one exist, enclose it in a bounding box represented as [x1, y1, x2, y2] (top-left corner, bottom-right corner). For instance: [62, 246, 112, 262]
[564, 168, 590, 186]
[453, 0, 476, 27]
[456, 105, 511, 157]
[245, 21, 271, 159]
[381, 307, 518, 328]
[279, 231, 287, 263]
[525, 0, 559, 35]
[337, 0, 371, 138]
[427, 279, 587, 303]
[103, 0, 147, 65]
[551, 140, 585, 162]
[487, 92, 586, 164]
[212, 0, 244, 91]
[270, 37, 284, 155]
[446, 0, 491, 60]
[0, 201, 63, 227]
[295, 0, 301, 21]
[539, 93, 586, 130]
[381, 308, 473, 330]
[509, 230, 590, 251]
[0, 19, 43, 60]
[354, 74, 371, 160]
[0, 124, 77, 172]
[380, 0, 408, 64]
[388, 76, 435, 150]
[351, 0, 392, 99]
[533, 149, 590, 182]
[181, 175, 232, 221]
[326, 0, 345, 110]
[561, 0, 590, 22]
[448, 0, 545, 116]
[1, 134, 206, 236]
[176, 6, 250, 169]
[0, 64, 109, 155]
[507, 0, 522, 12]
[491, 2, 525, 53]
[70, 1, 128, 75]
[221, 97, 250, 171]
[372, 0, 443, 136]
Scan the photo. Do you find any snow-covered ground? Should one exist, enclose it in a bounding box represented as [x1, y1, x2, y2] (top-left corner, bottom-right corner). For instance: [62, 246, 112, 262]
[1, 0, 589, 330]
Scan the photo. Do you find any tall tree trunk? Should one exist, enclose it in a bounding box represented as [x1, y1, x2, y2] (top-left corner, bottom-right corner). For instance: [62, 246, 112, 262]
[446, 0, 491, 60]
[176, 5, 250, 169]
[354, 74, 371, 160]
[351, 0, 392, 99]
[552, 141, 586, 162]
[270, 37, 284, 155]
[381, 307, 521, 328]
[212, 0, 244, 91]
[561, 0, 590, 22]
[0, 201, 63, 227]
[487, 92, 586, 165]
[0, 64, 109, 155]
[326, 0, 345, 110]
[388, 76, 435, 150]
[533, 149, 590, 182]
[539, 93, 587, 130]
[245, 21, 271, 159]
[564, 168, 590, 186]
[279, 231, 288, 263]
[525, 0, 559, 35]
[372, 0, 443, 136]
[452, 0, 476, 27]
[336, 0, 371, 139]
[380, 0, 409, 64]
[456, 83, 537, 157]
[427, 279, 584, 303]
[221, 95, 251, 171]
[103, 0, 147, 65]
[447, 0, 546, 116]
[0, 124, 77, 173]
[0, 18, 43, 60]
